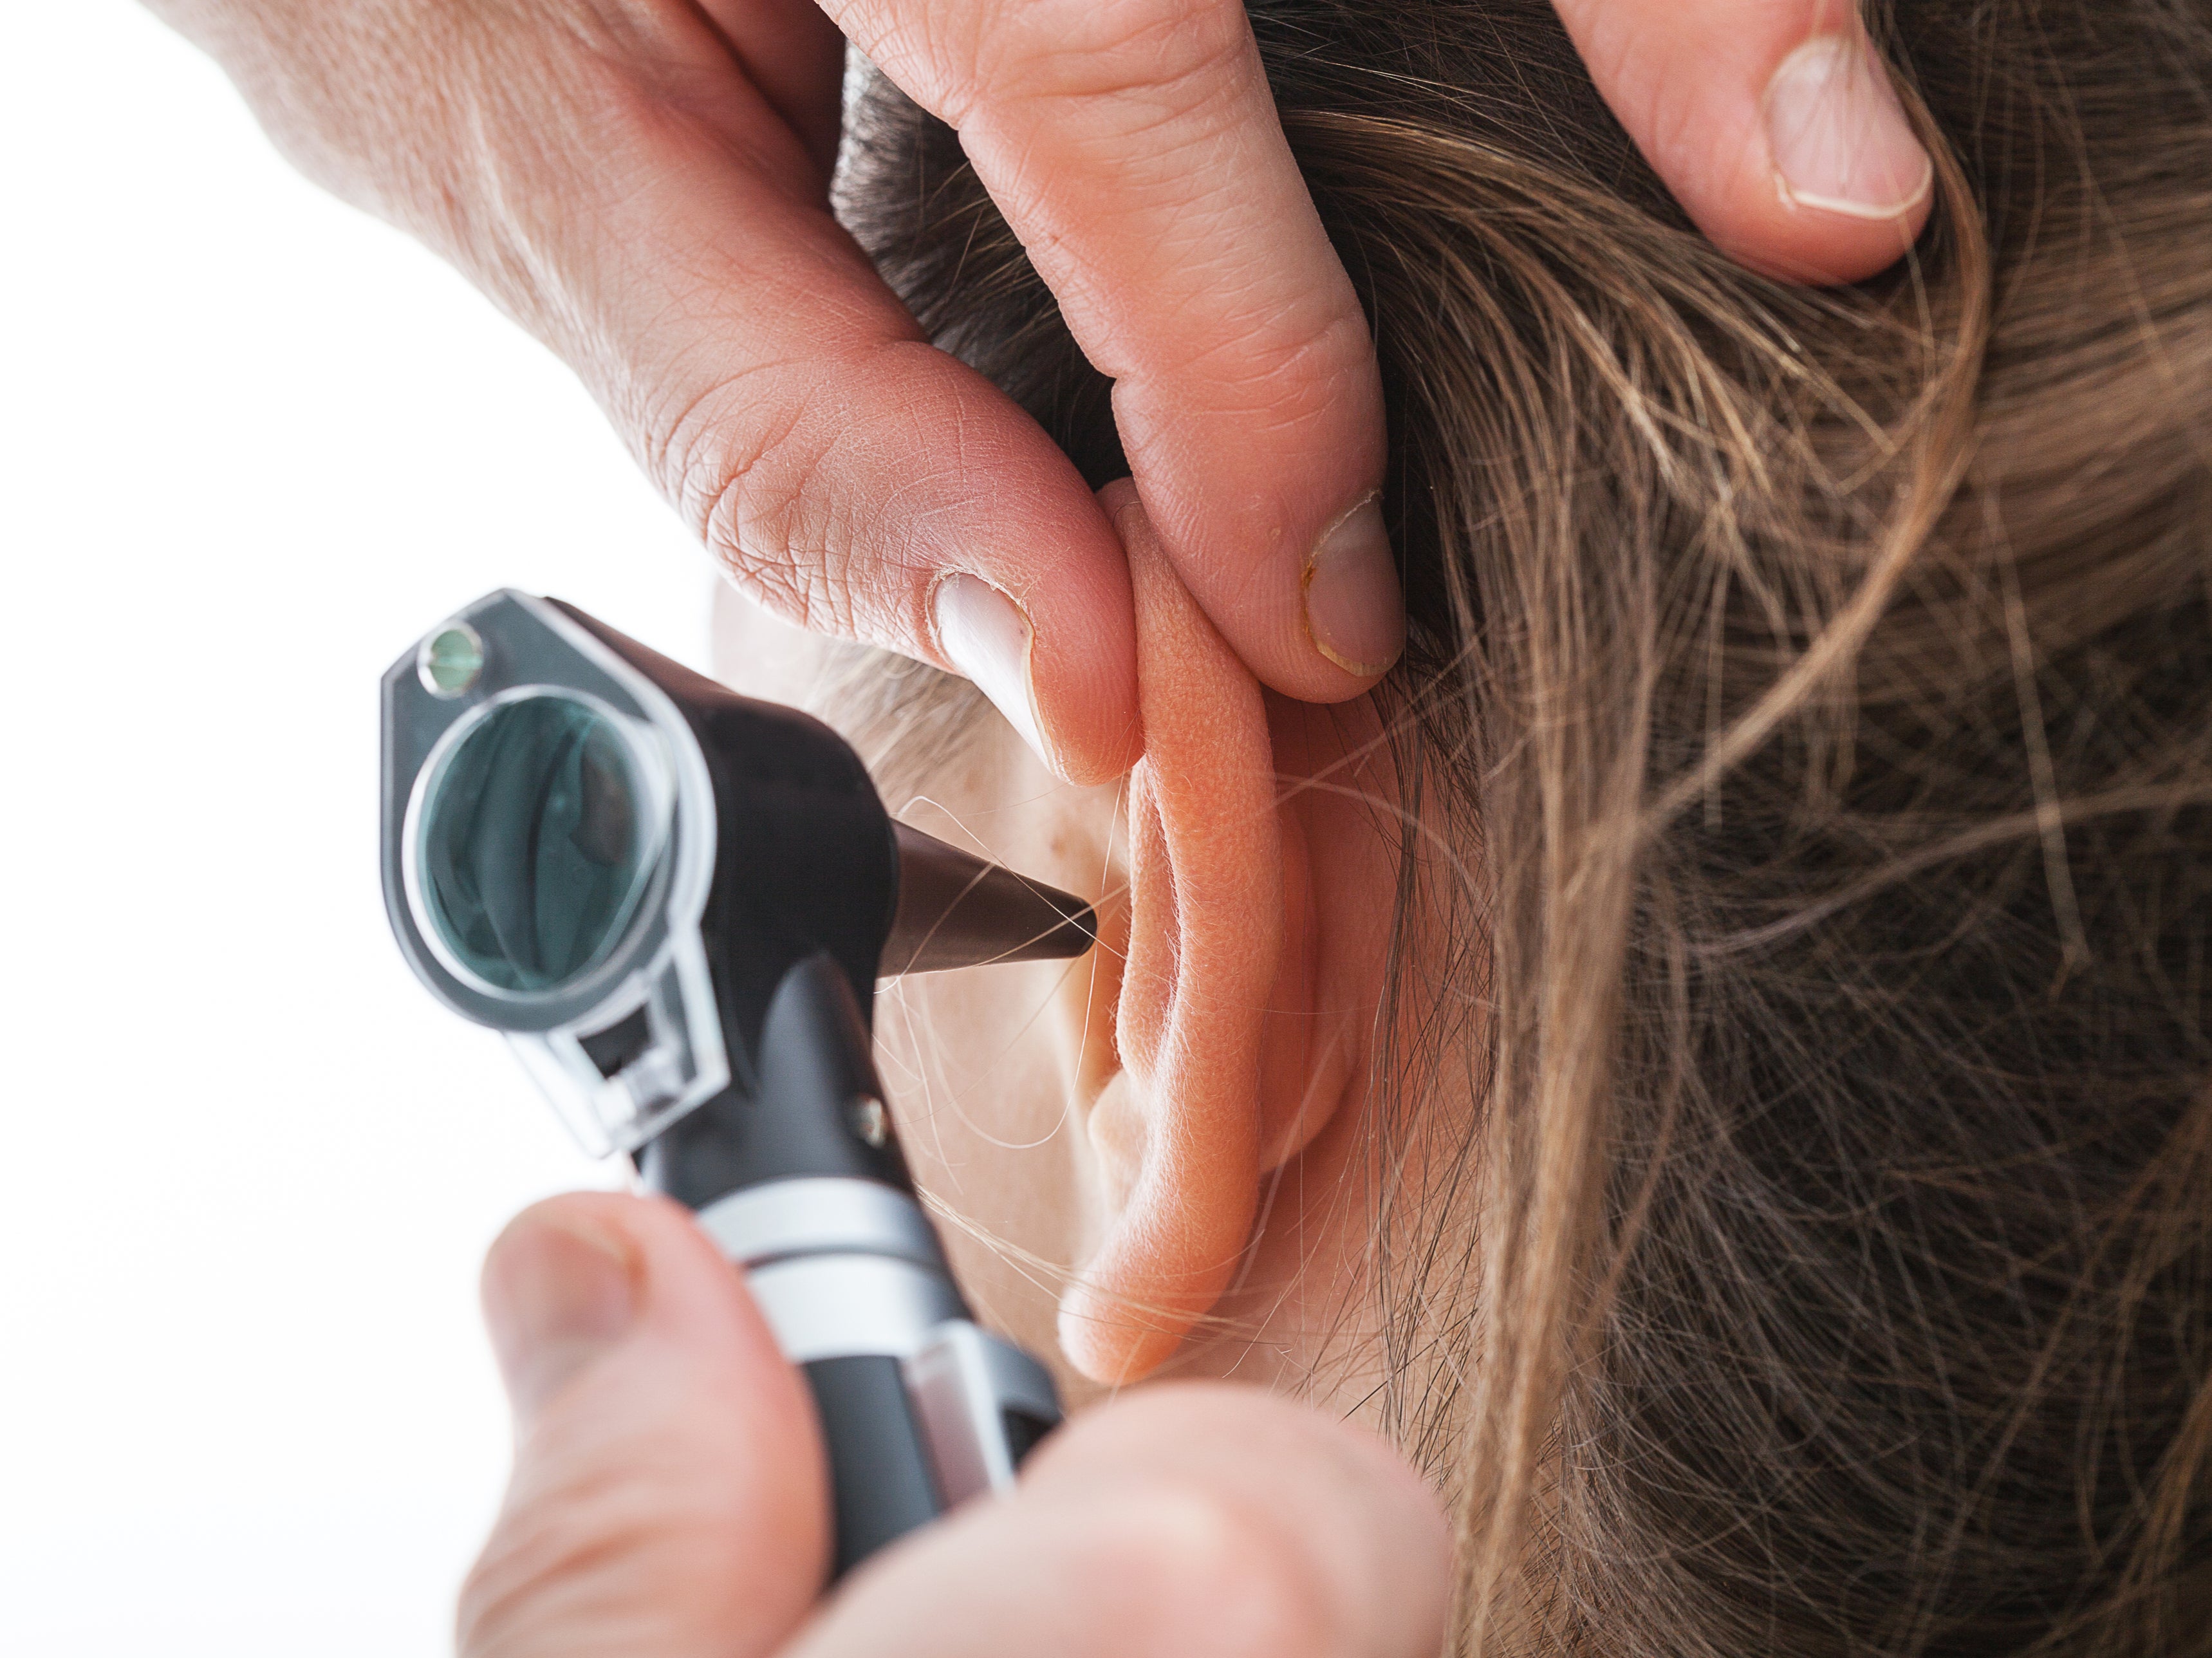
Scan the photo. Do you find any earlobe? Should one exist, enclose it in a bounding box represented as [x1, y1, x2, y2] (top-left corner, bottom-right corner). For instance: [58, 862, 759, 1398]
[1057, 486, 1394, 1386]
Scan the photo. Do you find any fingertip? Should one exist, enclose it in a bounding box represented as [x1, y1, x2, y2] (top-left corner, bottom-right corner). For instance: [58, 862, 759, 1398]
[1752, 31, 1935, 283]
[1561, 1, 1935, 287]
[481, 1198, 644, 1420]
[1104, 476, 1403, 702]
[1113, 433, 1401, 705]
[483, 1191, 710, 1304]
[1166, 1386, 1454, 1649]
[911, 473, 1140, 790]
[481, 1193, 636, 1305]
[1028, 1383, 1452, 1655]
[480, 1190, 806, 1430]
[1301, 494, 1406, 680]
[994, 582, 1144, 787]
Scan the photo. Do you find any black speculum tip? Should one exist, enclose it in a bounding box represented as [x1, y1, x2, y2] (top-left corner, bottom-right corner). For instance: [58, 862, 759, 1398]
[882, 822, 1097, 976]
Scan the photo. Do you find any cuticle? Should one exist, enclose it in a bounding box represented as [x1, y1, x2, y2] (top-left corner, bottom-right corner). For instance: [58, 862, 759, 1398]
[1301, 492, 1398, 678]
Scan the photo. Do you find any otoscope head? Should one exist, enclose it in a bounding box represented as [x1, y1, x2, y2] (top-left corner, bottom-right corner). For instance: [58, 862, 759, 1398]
[379, 589, 1095, 1156]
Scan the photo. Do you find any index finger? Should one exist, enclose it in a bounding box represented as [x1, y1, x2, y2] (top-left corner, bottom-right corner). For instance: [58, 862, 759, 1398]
[793, 1384, 1450, 1658]
[825, 0, 1405, 702]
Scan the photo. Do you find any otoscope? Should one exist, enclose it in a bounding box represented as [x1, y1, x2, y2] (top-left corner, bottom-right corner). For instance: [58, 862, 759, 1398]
[378, 590, 1085, 1576]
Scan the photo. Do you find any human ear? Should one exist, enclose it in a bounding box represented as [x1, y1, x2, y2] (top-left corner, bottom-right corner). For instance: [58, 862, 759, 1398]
[1057, 485, 1397, 1385]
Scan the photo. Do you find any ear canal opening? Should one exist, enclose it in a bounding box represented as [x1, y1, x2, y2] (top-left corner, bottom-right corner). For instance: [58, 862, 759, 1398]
[880, 821, 1097, 976]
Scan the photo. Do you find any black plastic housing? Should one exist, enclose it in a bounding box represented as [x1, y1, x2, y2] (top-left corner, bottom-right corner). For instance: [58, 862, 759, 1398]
[552, 604, 1096, 1102]
[805, 1355, 945, 1576]
[639, 953, 914, 1201]
[553, 602, 898, 1083]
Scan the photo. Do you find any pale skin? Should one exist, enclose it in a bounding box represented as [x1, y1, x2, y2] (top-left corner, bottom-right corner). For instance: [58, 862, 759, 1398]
[142, 0, 1937, 1642]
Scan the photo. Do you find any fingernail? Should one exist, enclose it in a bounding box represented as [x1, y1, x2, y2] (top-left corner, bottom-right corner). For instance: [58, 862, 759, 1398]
[1765, 36, 1933, 220]
[483, 1215, 637, 1420]
[1301, 496, 1404, 678]
[933, 573, 1052, 769]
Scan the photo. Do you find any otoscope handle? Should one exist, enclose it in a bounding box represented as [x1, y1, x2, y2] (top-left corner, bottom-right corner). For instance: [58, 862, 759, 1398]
[640, 955, 1064, 1574]
[695, 1178, 1063, 1575]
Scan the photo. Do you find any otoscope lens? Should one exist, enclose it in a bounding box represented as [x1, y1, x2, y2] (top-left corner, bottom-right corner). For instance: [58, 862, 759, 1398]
[417, 693, 661, 994]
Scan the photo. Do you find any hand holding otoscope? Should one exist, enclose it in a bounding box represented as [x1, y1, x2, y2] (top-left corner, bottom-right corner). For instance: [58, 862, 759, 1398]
[382, 592, 1446, 1649]
[384, 590, 1090, 1572]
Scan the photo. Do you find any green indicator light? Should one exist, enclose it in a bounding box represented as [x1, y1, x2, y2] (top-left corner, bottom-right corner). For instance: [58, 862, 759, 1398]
[418, 623, 485, 697]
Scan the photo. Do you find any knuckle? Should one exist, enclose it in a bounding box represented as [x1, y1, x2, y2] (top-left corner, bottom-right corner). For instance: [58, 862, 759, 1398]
[651, 371, 864, 638]
[559, 0, 706, 74]
[1627, 59, 1704, 185]
[1085, 1480, 1336, 1658]
[982, 0, 1256, 132]
[1194, 301, 1375, 421]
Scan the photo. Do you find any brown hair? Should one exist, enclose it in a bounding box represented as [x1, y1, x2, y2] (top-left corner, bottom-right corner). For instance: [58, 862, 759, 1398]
[836, 1, 2212, 1650]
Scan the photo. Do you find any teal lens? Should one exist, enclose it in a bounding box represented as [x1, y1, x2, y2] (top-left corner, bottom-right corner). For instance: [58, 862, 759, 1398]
[418, 693, 661, 994]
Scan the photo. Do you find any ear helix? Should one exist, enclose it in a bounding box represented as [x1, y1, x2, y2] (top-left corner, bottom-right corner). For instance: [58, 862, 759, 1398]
[1055, 487, 1285, 1384]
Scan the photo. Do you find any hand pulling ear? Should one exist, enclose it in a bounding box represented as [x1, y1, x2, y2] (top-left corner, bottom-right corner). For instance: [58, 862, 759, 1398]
[1059, 484, 1395, 1385]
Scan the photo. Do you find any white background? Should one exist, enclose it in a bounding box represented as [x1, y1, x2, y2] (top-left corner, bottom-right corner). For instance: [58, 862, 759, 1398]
[3, 4, 723, 1650]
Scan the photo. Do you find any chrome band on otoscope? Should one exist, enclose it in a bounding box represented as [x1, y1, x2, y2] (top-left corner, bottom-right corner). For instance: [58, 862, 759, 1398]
[697, 1174, 1059, 1498]
[698, 1177, 947, 1272]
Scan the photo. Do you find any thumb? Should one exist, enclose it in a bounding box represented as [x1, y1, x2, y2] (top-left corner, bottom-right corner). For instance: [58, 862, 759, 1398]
[459, 1193, 828, 1658]
[1553, 0, 1934, 284]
